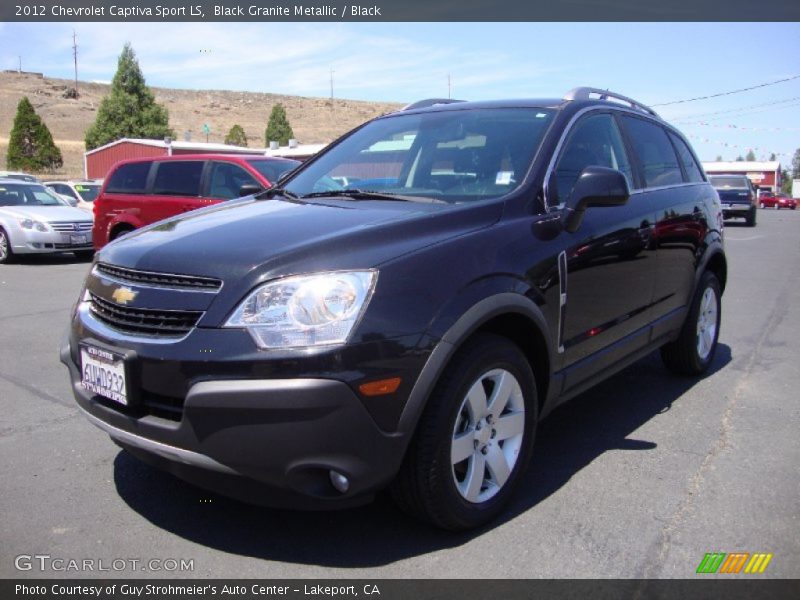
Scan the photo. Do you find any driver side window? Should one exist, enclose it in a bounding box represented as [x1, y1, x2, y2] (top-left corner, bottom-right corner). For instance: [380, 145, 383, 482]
[551, 113, 633, 206]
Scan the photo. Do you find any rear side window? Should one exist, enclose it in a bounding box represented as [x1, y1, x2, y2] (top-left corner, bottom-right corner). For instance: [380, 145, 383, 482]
[105, 162, 152, 194]
[152, 161, 204, 196]
[669, 133, 705, 183]
[621, 117, 682, 188]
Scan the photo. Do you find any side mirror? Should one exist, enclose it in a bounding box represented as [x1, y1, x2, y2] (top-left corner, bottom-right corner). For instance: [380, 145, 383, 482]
[238, 184, 264, 197]
[562, 166, 630, 233]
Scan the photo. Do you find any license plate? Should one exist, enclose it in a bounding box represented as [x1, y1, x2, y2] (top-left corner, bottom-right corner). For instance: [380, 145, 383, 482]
[70, 234, 87, 245]
[80, 345, 128, 405]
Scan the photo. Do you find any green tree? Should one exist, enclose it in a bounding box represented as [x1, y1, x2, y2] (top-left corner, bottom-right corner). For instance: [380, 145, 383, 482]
[735, 155, 744, 161]
[224, 124, 248, 147]
[745, 150, 756, 161]
[6, 97, 63, 172]
[769, 153, 777, 161]
[264, 104, 294, 146]
[84, 43, 173, 150]
[781, 169, 792, 195]
[715, 155, 723, 162]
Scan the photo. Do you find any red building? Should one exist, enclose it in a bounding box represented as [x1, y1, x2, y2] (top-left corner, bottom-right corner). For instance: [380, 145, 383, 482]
[701, 161, 782, 193]
[84, 138, 267, 179]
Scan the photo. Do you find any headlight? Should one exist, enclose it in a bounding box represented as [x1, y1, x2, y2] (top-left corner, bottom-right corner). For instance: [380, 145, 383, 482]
[224, 271, 377, 349]
[19, 218, 49, 232]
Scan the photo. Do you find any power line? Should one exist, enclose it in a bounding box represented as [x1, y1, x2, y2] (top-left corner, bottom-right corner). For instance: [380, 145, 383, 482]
[668, 96, 800, 120]
[651, 74, 800, 107]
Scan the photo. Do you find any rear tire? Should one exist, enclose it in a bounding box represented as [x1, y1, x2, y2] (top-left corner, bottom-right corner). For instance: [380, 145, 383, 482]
[661, 271, 721, 376]
[391, 333, 538, 530]
[745, 207, 757, 227]
[0, 228, 13, 264]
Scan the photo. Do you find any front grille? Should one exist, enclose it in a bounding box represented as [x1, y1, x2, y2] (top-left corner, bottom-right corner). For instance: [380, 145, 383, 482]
[89, 293, 202, 336]
[50, 221, 93, 232]
[96, 263, 222, 291]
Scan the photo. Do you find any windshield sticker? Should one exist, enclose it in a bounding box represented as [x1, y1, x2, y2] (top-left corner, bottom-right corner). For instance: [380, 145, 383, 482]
[496, 171, 513, 185]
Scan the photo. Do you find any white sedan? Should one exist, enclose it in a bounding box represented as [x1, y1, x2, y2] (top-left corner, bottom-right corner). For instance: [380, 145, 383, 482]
[0, 178, 94, 264]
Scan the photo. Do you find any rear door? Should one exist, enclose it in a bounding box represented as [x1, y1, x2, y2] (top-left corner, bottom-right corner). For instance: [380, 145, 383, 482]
[618, 116, 711, 331]
[148, 160, 207, 221]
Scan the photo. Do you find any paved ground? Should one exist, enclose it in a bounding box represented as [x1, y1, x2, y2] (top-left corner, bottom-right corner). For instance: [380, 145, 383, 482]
[1, 209, 798, 579]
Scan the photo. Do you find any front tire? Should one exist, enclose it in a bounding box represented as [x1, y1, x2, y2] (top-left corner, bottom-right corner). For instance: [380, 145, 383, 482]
[661, 271, 721, 376]
[0, 228, 13, 264]
[746, 207, 756, 227]
[391, 333, 538, 530]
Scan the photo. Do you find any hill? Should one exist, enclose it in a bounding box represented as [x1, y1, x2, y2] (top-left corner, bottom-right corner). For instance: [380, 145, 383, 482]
[0, 70, 403, 179]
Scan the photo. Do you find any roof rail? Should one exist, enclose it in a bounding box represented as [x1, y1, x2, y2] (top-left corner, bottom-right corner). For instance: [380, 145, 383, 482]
[401, 98, 466, 111]
[563, 87, 658, 117]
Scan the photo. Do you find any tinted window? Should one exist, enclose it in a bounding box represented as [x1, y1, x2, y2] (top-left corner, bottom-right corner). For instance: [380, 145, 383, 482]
[708, 176, 751, 190]
[669, 133, 704, 183]
[152, 161, 204, 196]
[247, 159, 300, 185]
[621, 117, 682, 188]
[552, 113, 633, 205]
[207, 162, 259, 200]
[74, 183, 101, 202]
[285, 108, 555, 204]
[106, 162, 152, 194]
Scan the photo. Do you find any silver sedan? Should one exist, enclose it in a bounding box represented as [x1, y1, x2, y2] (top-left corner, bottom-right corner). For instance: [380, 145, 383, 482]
[0, 179, 94, 264]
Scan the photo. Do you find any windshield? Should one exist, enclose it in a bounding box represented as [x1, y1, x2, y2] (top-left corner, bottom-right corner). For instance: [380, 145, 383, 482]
[247, 159, 301, 184]
[709, 176, 751, 190]
[284, 107, 555, 204]
[74, 183, 101, 202]
[0, 183, 68, 207]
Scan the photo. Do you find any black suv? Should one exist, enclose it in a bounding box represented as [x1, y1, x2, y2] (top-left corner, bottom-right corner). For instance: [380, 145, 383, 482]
[61, 88, 726, 530]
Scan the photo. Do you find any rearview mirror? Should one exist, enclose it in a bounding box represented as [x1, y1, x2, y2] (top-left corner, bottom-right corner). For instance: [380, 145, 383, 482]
[238, 184, 264, 197]
[562, 166, 630, 233]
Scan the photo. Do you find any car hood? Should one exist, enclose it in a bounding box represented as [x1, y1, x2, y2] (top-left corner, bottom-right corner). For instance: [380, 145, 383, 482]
[97, 196, 501, 299]
[0, 205, 93, 221]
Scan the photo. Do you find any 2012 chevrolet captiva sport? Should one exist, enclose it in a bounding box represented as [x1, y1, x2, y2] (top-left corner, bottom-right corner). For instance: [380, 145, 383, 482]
[61, 88, 726, 530]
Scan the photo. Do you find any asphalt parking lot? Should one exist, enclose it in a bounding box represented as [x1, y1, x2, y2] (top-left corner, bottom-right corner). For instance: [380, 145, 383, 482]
[1, 209, 798, 579]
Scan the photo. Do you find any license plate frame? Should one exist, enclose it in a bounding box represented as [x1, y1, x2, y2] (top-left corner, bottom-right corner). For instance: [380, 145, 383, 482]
[80, 342, 131, 406]
[70, 234, 88, 246]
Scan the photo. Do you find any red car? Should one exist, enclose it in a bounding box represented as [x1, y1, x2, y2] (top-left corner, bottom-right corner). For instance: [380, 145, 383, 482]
[759, 193, 797, 210]
[93, 154, 299, 249]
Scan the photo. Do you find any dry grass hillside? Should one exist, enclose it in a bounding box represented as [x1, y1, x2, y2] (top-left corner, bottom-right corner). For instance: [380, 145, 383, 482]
[0, 70, 402, 179]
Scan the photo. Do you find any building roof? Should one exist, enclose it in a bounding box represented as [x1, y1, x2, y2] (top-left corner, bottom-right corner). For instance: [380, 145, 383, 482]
[263, 143, 328, 158]
[84, 137, 266, 156]
[702, 161, 781, 172]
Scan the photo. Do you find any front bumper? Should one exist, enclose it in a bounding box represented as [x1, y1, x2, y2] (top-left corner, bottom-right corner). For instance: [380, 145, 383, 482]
[12, 229, 93, 255]
[62, 338, 408, 508]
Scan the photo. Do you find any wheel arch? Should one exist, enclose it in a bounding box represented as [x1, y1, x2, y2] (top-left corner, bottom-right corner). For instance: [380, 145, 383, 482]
[397, 293, 554, 438]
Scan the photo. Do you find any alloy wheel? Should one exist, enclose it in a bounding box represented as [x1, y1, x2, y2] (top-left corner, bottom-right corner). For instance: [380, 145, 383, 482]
[696, 287, 718, 361]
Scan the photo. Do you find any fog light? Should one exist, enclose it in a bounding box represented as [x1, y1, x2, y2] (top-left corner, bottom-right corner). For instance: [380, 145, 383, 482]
[329, 470, 350, 493]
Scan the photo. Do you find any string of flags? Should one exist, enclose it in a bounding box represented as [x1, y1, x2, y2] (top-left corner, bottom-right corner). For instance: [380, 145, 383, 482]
[677, 121, 800, 133]
[683, 133, 792, 159]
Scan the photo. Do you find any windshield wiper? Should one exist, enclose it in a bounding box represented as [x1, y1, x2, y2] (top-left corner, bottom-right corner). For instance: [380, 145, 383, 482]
[302, 189, 445, 203]
[255, 187, 299, 200]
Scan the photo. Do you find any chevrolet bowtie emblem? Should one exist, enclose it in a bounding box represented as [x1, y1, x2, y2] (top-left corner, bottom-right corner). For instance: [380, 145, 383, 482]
[111, 287, 138, 305]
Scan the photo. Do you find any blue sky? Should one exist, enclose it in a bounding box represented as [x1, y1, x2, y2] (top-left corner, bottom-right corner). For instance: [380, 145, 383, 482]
[2, 22, 799, 163]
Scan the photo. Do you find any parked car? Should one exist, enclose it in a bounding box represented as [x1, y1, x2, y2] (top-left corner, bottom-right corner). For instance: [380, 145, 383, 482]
[61, 88, 726, 530]
[91, 154, 300, 249]
[0, 171, 41, 183]
[44, 180, 102, 213]
[0, 179, 94, 263]
[708, 174, 757, 226]
[759, 192, 797, 210]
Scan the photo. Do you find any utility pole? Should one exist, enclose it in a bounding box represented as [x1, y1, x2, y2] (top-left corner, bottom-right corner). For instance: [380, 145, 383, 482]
[72, 30, 79, 97]
[330, 67, 335, 103]
[447, 74, 451, 99]
[18, 56, 22, 73]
